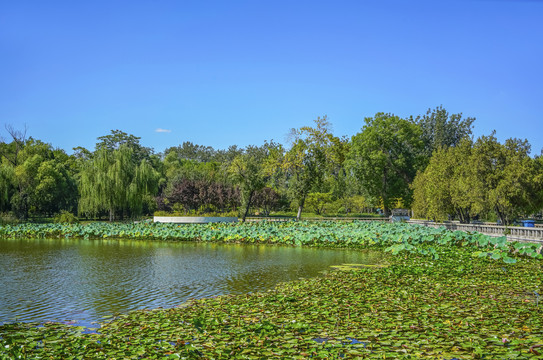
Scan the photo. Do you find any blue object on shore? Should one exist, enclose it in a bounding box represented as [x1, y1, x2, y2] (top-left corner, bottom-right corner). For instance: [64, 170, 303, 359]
[520, 220, 535, 227]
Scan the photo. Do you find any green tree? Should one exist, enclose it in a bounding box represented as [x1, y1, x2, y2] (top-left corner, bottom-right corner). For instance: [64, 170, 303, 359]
[0, 132, 78, 219]
[0, 126, 28, 217]
[416, 106, 475, 157]
[282, 116, 341, 220]
[535, 154, 543, 216]
[0, 161, 15, 212]
[163, 141, 217, 163]
[228, 144, 272, 222]
[305, 192, 333, 215]
[96, 129, 152, 163]
[33, 159, 77, 215]
[412, 140, 474, 222]
[79, 145, 159, 220]
[412, 135, 541, 225]
[470, 134, 539, 225]
[348, 113, 425, 216]
[163, 151, 223, 183]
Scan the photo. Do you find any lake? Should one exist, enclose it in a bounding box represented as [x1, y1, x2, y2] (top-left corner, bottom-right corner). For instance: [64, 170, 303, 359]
[0, 238, 380, 328]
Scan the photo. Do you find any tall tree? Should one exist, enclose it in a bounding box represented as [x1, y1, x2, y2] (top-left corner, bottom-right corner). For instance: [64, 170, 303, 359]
[412, 135, 542, 224]
[0, 126, 28, 217]
[33, 159, 78, 215]
[228, 144, 271, 222]
[96, 129, 152, 163]
[79, 145, 159, 220]
[412, 139, 474, 222]
[470, 134, 539, 225]
[348, 113, 425, 216]
[0, 132, 77, 218]
[163, 152, 222, 183]
[416, 106, 475, 157]
[0, 161, 15, 212]
[283, 116, 341, 220]
[163, 142, 217, 163]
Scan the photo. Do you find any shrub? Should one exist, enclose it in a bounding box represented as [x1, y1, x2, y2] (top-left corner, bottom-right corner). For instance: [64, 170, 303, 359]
[54, 210, 79, 224]
[0, 212, 19, 225]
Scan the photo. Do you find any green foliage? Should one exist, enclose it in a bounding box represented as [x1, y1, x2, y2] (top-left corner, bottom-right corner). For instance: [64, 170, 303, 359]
[53, 210, 79, 223]
[413, 134, 542, 224]
[470, 135, 541, 225]
[0, 135, 78, 219]
[163, 152, 224, 183]
[1, 109, 542, 230]
[0, 212, 19, 225]
[79, 145, 159, 220]
[164, 141, 244, 164]
[228, 144, 273, 221]
[305, 192, 333, 215]
[1, 221, 540, 263]
[0, 162, 15, 211]
[416, 105, 475, 157]
[412, 140, 474, 222]
[348, 113, 426, 216]
[95, 129, 152, 163]
[283, 116, 347, 220]
[333, 194, 374, 215]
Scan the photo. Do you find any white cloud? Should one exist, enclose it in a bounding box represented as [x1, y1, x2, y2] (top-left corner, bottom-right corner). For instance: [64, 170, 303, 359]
[155, 128, 172, 133]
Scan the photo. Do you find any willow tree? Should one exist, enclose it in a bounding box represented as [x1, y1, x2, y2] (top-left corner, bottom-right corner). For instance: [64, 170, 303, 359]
[0, 161, 15, 211]
[79, 145, 159, 221]
[411, 139, 474, 222]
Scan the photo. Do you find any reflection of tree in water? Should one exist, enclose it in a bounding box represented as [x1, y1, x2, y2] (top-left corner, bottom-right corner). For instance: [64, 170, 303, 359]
[1, 239, 383, 327]
[220, 246, 382, 295]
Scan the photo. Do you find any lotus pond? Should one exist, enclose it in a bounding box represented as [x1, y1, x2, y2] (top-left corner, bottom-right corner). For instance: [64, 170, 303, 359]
[1, 221, 543, 359]
[0, 238, 379, 327]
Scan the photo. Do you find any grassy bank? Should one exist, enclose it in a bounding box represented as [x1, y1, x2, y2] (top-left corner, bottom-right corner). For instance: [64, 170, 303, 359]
[1, 222, 543, 359]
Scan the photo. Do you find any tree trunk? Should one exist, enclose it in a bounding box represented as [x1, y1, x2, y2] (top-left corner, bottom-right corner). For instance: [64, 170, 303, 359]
[296, 197, 305, 221]
[241, 191, 254, 223]
[456, 208, 471, 224]
[109, 208, 114, 222]
[383, 205, 390, 217]
[495, 206, 507, 226]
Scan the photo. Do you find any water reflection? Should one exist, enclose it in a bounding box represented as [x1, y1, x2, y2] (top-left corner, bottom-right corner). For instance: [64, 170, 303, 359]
[0, 238, 381, 327]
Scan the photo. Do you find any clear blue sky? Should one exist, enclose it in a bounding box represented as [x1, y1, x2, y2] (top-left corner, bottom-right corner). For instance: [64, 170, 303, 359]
[1, 0, 542, 155]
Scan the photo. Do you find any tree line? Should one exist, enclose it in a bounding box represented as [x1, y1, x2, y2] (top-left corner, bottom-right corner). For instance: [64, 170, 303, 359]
[1, 106, 542, 224]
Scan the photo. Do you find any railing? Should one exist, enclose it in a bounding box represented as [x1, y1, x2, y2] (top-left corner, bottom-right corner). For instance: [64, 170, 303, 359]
[408, 219, 543, 241]
[245, 217, 389, 223]
[478, 221, 543, 228]
[245, 217, 293, 222]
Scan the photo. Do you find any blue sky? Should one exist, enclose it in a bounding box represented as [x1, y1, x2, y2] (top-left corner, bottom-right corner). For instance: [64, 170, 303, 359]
[1, 0, 542, 155]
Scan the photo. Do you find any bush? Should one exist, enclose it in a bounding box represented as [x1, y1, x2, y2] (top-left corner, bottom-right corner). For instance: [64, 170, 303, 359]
[54, 210, 79, 224]
[0, 212, 19, 225]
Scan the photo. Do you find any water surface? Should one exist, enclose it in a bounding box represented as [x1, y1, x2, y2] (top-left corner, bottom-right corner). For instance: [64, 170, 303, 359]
[0, 238, 381, 327]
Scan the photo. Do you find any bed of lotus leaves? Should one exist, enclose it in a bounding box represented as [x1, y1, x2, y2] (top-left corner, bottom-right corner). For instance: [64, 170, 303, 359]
[0, 220, 541, 263]
[1, 221, 543, 359]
